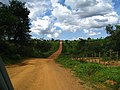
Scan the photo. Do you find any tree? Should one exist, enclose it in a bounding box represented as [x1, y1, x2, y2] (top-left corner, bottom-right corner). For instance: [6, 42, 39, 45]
[9, 0, 31, 44]
[0, 0, 31, 44]
[105, 24, 120, 52]
[105, 24, 114, 35]
[0, 4, 18, 41]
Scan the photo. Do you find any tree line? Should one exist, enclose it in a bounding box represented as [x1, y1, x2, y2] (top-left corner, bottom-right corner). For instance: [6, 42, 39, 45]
[62, 24, 120, 61]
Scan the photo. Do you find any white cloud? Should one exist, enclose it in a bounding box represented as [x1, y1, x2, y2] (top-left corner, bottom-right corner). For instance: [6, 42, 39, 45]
[47, 34, 52, 38]
[88, 31, 101, 36]
[50, 0, 119, 37]
[84, 29, 101, 36]
[65, 0, 118, 25]
[84, 29, 89, 33]
[51, 0, 59, 7]
[25, 1, 51, 20]
[30, 15, 61, 38]
[52, 3, 71, 21]
[30, 16, 54, 34]
[0, 0, 119, 38]
[71, 37, 85, 40]
[54, 32, 59, 37]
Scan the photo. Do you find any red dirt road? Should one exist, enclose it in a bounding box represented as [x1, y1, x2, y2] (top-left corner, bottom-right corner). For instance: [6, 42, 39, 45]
[7, 42, 85, 90]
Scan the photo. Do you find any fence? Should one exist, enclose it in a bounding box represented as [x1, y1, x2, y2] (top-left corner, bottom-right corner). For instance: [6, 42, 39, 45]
[72, 50, 120, 66]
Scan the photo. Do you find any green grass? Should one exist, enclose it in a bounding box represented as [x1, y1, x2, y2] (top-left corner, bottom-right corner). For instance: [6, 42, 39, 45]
[56, 55, 120, 90]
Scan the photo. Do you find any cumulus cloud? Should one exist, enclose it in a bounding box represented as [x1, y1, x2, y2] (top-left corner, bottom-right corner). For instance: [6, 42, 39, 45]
[25, 1, 51, 20]
[50, 0, 119, 36]
[0, 0, 119, 39]
[84, 29, 101, 36]
[72, 1, 113, 18]
[30, 15, 61, 38]
[65, 0, 118, 27]
[47, 34, 52, 38]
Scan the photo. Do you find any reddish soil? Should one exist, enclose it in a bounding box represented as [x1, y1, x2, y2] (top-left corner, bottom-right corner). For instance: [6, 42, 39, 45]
[6, 42, 85, 90]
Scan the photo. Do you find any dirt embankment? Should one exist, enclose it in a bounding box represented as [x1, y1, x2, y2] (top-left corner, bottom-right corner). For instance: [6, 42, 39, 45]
[7, 41, 85, 90]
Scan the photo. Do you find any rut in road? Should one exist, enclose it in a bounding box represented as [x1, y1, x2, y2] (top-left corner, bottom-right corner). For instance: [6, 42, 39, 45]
[7, 41, 85, 90]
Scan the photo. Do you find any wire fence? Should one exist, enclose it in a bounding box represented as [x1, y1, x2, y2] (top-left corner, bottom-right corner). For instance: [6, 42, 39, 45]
[71, 50, 120, 66]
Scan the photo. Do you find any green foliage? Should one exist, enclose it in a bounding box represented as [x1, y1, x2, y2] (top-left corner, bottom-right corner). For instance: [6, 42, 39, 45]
[9, 0, 31, 44]
[58, 25, 120, 89]
[0, 0, 31, 43]
[0, 4, 18, 40]
[50, 40, 59, 53]
[92, 67, 120, 89]
[0, 39, 59, 64]
[62, 40, 78, 56]
[56, 55, 120, 89]
[106, 24, 120, 54]
[62, 35, 120, 61]
[105, 24, 114, 34]
[62, 38, 113, 59]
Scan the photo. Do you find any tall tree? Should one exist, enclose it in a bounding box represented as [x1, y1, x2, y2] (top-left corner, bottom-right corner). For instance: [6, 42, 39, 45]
[0, 0, 31, 44]
[9, 0, 31, 44]
[0, 3, 17, 41]
[105, 24, 120, 52]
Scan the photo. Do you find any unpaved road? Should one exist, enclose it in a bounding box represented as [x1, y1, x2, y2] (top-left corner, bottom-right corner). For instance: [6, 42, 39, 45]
[6, 42, 85, 90]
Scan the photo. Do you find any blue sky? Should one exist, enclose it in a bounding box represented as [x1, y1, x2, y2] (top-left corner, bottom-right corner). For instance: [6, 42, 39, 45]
[113, 0, 120, 15]
[0, 0, 120, 40]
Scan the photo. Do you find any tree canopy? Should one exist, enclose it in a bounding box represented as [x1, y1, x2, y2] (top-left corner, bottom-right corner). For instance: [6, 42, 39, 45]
[105, 24, 120, 52]
[0, 0, 31, 44]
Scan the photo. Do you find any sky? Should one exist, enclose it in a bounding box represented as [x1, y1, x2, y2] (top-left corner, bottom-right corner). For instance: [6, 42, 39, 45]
[0, 0, 120, 40]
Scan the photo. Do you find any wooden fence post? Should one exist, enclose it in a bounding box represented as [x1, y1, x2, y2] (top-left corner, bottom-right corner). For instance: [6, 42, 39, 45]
[98, 52, 101, 64]
[116, 52, 119, 65]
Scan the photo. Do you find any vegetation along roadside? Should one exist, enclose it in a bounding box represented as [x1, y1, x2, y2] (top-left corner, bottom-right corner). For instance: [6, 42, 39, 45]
[56, 55, 120, 90]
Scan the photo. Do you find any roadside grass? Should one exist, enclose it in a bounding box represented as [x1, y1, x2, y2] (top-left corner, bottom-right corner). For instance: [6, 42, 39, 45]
[56, 55, 120, 90]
